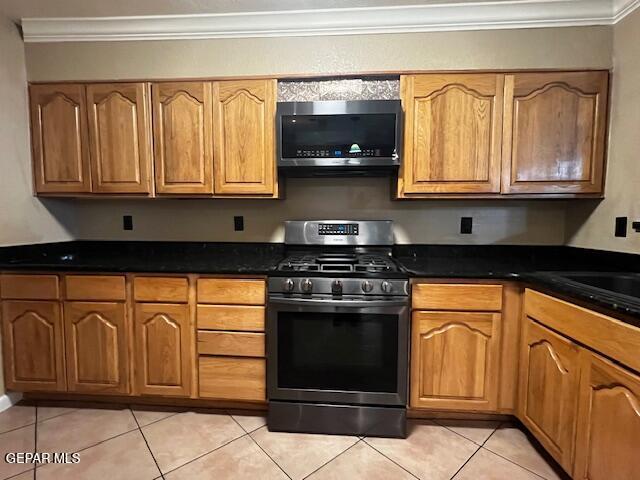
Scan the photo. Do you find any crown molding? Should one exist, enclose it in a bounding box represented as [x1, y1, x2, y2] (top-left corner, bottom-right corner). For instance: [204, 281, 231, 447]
[20, 0, 635, 43]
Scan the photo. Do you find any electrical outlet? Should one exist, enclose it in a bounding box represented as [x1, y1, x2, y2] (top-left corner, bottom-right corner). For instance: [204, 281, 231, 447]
[234, 216, 244, 231]
[460, 217, 473, 234]
[123, 215, 133, 231]
[632, 221, 640, 233]
[615, 217, 628, 237]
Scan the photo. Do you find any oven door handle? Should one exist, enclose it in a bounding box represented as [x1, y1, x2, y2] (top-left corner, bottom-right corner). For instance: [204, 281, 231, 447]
[268, 297, 409, 308]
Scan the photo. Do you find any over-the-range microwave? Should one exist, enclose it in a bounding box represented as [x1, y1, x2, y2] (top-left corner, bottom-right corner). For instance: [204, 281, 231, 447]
[276, 100, 403, 177]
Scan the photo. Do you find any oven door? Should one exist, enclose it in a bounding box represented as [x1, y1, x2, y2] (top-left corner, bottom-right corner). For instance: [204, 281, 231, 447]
[267, 296, 409, 406]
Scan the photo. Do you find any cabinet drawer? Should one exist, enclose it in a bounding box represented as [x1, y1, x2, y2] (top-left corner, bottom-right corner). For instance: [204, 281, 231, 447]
[199, 356, 265, 401]
[1, 274, 59, 300]
[134, 277, 188, 303]
[198, 331, 265, 357]
[197, 305, 265, 331]
[197, 279, 265, 305]
[412, 283, 503, 311]
[65, 275, 126, 301]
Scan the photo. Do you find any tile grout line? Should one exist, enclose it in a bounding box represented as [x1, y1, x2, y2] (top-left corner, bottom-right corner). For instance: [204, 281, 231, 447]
[301, 438, 363, 480]
[130, 406, 166, 480]
[449, 444, 482, 480]
[432, 418, 498, 447]
[229, 416, 292, 480]
[361, 438, 420, 480]
[448, 419, 505, 479]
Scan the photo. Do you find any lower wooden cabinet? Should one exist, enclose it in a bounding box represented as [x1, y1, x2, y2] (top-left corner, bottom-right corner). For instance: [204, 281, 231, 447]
[1, 300, 66, 391]
[518, 318, 580, 472]
[573, 351, 640, 480]
[64, 301, 130, 394]
[134, 303, 192, 397]
[411, 310, 501, 411]
[199, 356, 266, 401]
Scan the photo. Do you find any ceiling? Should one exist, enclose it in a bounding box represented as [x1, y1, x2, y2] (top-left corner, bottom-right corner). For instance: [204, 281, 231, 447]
[0, 0, 525, 21]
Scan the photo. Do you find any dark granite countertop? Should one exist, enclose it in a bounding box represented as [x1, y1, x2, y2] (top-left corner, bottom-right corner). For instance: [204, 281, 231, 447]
[1, 241, 640, 323]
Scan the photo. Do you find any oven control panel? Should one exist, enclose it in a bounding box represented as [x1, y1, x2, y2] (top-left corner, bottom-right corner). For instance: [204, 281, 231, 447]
[318, 223, 359, 236]
[268, 277, 409, 296]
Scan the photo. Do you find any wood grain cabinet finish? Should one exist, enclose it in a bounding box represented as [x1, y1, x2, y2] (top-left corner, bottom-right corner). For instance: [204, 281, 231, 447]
[574, 351, 640, 480]
[29, 84, 91, 193]
[399, 74, 504, 195]
[502, 72, 608, 195]
[64, 301, 130, 394]
[152, 82, 214, 195]
[518, 318, 580, 473]
[411, 310, 501, 411]
[86, 83, 153, 194]
[1, 301, 66, 391]
[199, 356, 266, 401]
[212, 79, 277, 196]
[134, 303, 192, 397]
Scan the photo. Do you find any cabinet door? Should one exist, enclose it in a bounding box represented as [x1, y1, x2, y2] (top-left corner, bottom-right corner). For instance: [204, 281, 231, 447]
[410, 311, 501, 410]
[64, 301, 129, 394]
[574, 352, 640, 480]
[1, 301, 66, 391]
[87, 83, 152, 194]
[502, 72, 608, 194]
[212, 79, 277, 196]
[134, 303, 192, 397]
[400, 74, 504, 195]
[30, 84, 91, 193]
[518, 319, 580, 472]
[152, 82, 214, 195]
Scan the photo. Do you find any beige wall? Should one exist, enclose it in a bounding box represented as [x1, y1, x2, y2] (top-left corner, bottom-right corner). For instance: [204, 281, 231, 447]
[566, 9, 640, 253]
[23, 25, 613, 245]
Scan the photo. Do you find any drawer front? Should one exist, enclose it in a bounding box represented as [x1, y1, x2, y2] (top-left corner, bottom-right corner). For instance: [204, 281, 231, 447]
[412, 283, 503, 311]
[198, 331, 265, 357]
[197, 305, 265, 332]
[134, 277, 189, 303]
[1, 274, 59, 300]
[199, 356, 266, 401]
[65, 275, 126, 301]
[197, 279, 265, 305]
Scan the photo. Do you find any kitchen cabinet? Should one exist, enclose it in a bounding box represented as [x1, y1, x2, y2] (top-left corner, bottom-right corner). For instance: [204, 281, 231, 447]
[573, 351, 640, 480]
[212, 79, 278, 196]
[410, 283, 503, 411]
[64, 301, 130, 394]
[86, 82, 153, 194]
[1, 300, 66, 392]
[134, 303, 192, 397]
[518, 318, 580, 472]
[152, 82, 214, 195]
[502, 71, 608, 195]
[399, 74, 504, 195]
[29, 84, 92, 193]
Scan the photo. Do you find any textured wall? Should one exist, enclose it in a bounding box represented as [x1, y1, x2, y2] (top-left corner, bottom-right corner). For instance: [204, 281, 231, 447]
[566, 9, 640, 253]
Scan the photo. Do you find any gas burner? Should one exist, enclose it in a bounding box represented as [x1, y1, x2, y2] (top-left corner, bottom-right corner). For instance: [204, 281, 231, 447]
[277, 252, 397, 274]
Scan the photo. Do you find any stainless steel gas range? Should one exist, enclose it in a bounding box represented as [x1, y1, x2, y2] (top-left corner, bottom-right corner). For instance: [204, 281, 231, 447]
[267, 220, 409, 438]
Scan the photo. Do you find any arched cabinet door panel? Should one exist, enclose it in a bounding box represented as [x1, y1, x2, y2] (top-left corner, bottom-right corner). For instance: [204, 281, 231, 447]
[518, 318, 580, 473]
[64, 301, 129, 394]
[30, 84, 91, 193]
[410, 311, 501, 411]
[502, 71, 608, 195]
[574, 352, 640, 480]
[1, 301, 66, 391]
[152, 82, 213, 195]
[86, 83, 152, 194]
[212, 79, 277, 196]
[134, 303, 192, 397]
[399, 74, 504, 195]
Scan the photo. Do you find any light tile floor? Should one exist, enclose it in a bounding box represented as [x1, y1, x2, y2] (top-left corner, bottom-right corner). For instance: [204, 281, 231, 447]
[0, 401, 568, 480]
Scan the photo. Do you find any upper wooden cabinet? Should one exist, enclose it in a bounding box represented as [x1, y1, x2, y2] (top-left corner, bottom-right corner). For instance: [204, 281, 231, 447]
[399, 74, 504, 195]
[574, 351, 640, 480]
[152, 82, 214, 195]
[212, 79, 278, 196]
[519, 318, 580, 473]
[86, 83, 153, 194]
[502, 72, 608, 195]
[30, 84, 91, 193]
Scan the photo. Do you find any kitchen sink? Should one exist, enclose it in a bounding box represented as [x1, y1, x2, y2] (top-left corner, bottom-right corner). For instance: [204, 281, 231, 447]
[554, 273, 640, 300]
